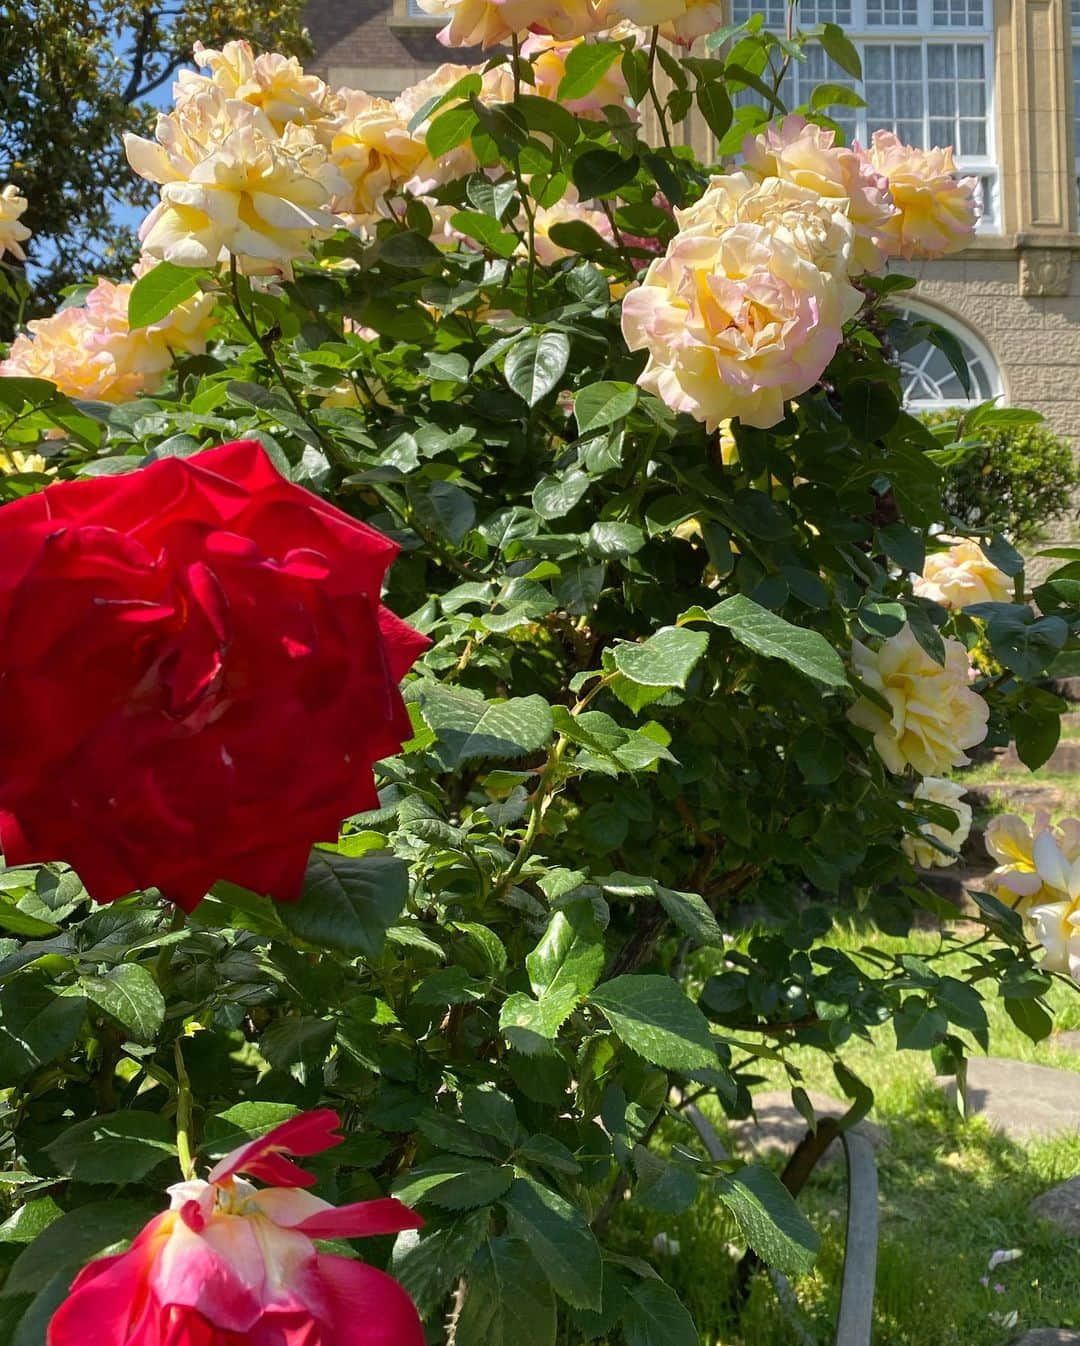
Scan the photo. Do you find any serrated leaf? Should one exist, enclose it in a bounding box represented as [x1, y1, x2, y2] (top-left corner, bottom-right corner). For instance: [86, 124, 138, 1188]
[623, 1277, 699, 1346]
[703, 595, 848, 688]
[421, 687, 554, 767]
[716, 1163, 820, 1275]
[574, 381, 638, 435]
[557, 41, 623, 101]
[394, 1159, 514, 1211]
[501, 1176, 603, 1310]
[533, 470, 591, 520]
[3, 1199, 158, 1297]
[0, 976, 86, 1085]
[80, 963, 165, 1044]
[457, 1238, 557, 1346]
[590, 974, 716, 1070]
[612, 626, 708, 689]
[392, 1210, 493, 1319]
[279, 852, 409, 959]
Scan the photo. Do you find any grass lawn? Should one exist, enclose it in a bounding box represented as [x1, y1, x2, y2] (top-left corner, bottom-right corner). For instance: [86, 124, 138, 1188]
[613, 926, 1080, 1346]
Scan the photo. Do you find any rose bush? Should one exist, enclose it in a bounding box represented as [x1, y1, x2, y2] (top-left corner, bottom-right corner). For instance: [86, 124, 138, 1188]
[1, 16, 1079, 1346]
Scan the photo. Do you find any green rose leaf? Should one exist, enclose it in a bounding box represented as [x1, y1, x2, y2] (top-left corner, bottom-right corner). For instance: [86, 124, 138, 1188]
[623, 1277, 700, 1346]
[280, 852, 409, 959]
[421, 686, 554, 767]
[505, 333, 571, 407]
[501, 1176, 603, 1310]
[127, 261, 202, 329]
[590, 974, 717, 1070]
[716, 1163, 821, 1275]
[46, 1111, 176, 1185]
[80, 963, 165, 1044]
[612, 626, 708, 689]
[557, 40, 623, 101]
[457, 1237, 557, 1346]
[703, 595, 848, 689]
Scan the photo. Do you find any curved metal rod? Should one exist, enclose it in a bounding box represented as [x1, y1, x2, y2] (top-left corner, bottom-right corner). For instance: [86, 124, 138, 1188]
[835, 1129, 879, 1346]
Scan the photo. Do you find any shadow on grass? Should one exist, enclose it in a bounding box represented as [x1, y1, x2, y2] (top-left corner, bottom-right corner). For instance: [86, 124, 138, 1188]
[609, 1077, 1080, 1346]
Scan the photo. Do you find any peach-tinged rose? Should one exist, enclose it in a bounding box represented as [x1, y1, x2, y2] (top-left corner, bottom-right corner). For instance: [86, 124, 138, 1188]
[914, 538, 1012, 608]
[660, 0, 727, 46]
[621, 222, 849, 429]
[0, 276, 214, 403]
[867, 130, 977, 260]
[528, 188, 615, 265]
[848, 624, 989, 775]
[326, 93, 428, 223]
[0, 185, 31, 263]
[175, 40, 338, 132]
[418, 0, 605, 47]
[901, 776, 971, 868]
[675, 172, 861, 316]
[608, 0, 686, 24]
[394, 64, 513, 190]
[47, 1110, 424, 1346]
[522, 35, 634, 118]
[744, 116, 897, 274]
[129, 108, 340, 268]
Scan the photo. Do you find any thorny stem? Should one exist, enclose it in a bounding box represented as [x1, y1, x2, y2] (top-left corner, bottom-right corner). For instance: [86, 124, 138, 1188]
[174, 1038, 197, 1182]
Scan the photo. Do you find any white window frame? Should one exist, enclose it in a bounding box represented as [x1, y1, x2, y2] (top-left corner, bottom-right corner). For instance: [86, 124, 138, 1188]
[895, 299, 1004, 409]
[733, 0, 998, 232]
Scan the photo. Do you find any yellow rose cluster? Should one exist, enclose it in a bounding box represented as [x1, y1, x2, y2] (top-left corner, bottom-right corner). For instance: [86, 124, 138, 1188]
[419, 0, 724, 50]
[901, 776, 972, 869]
[0, 185, 31, 263]
[0, 272, 215, 403]
[622, 115, 978, 430]
[847, 624, 989, 776]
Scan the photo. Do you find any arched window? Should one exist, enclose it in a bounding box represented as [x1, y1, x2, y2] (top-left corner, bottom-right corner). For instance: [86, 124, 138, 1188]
[894, 301, 1003, 409]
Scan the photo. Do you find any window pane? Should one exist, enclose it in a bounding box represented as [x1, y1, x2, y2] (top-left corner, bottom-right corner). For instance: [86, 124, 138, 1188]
[896, 117, 924, 143]
[927, 44, 955, 77]
[958, 82, 984, 115]
[956, 42, 984, 77]
[895, 44, 923, 78]
[865, 45, 894, 77]
[959, 120, 987, 154]
[933, 0, 985, 26]
[866, 0, 919, 22]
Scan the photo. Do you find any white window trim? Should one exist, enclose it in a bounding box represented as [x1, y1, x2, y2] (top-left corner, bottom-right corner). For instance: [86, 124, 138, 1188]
[896, 298, 1004, 409]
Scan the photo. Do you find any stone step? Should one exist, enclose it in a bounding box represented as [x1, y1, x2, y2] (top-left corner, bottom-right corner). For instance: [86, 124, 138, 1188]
[1010, 1331, 1080, 1344]
[732, 1090, 888, 1167]
[1029, 1176, 1080, 1236]
[990, 740, 1080, 774]
[935, 1058, 1080, 1141]
[967, 782, 1067, 814]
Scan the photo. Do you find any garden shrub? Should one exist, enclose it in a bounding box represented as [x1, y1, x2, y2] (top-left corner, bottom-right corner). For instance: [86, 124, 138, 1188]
[0, 17, 1078, 1346]
[921, 409, 1080, 544]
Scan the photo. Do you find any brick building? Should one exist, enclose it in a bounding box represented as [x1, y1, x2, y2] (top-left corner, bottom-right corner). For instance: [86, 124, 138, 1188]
[305, 0, 1080, 444]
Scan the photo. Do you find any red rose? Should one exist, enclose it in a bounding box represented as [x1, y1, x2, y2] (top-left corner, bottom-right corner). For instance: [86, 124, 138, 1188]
[0, 440, 427, 909]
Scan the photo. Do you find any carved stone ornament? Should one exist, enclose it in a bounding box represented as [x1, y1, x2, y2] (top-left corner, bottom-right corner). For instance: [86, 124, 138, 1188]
[1019, 249, 1072, 297]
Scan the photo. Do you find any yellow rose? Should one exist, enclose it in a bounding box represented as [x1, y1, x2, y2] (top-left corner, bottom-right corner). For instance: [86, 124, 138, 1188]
[901, 776, 971, 868]
[521, 35, 633, 118]
[984, 812, 1080, 911]
[913, 538, 1012, 608]
[621, 221, 850, 430]
[744, 115, 897, 275]
[0, 184, 31, 263]
[417, 0, 604, 47]
[659, 0, 727, 46]
[128, 104, 339, 269]
[175, 40, 337, 132]
[0, 450, 49, 475]
[326, 93, 428, 224]
[848, 624, 989, 775]
[528, 188, 615, 265]
[868, 131, 977, 260]
[1026, 830, 1080, 982]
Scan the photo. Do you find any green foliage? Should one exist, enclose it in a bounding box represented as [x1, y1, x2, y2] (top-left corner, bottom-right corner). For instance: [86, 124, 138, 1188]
[919, 409, 1080, 544]
[1, 20, 1079, 1346]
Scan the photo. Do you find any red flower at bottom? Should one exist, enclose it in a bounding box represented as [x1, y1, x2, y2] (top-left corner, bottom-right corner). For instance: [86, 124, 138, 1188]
[47, 1110, 424, 1346]
[0, 441, 428, 908]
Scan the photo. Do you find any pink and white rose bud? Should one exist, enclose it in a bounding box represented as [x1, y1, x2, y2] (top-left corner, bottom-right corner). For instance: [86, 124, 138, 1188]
[47, 1109, 424, 1346]
[867, 130, 978, 260]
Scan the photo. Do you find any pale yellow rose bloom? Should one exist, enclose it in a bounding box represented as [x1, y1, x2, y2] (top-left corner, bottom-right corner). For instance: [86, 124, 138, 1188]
[848, 623, 989, 775]
[984, 811, 1080, 910]
[0, 184, 31, 263]
[521, 35, 633, 117]
[527, 188, 615, 265]
[901, 776, 972, 868]
[0, 450, 49, 475]
[674, 173, 861, 316]
[913, 538, 1012, 609]
[175, 40, 338, 133]
[326, 93, 428, 223]
[867, 131, 978, 260]
[131, 110, 339, 269]
[621, 222, 850, 430]
[1026, 831, 1080, 983]
[718, 419, 737, 465]
[744, 115, 897, 275]
[660, 0, 728, 46]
